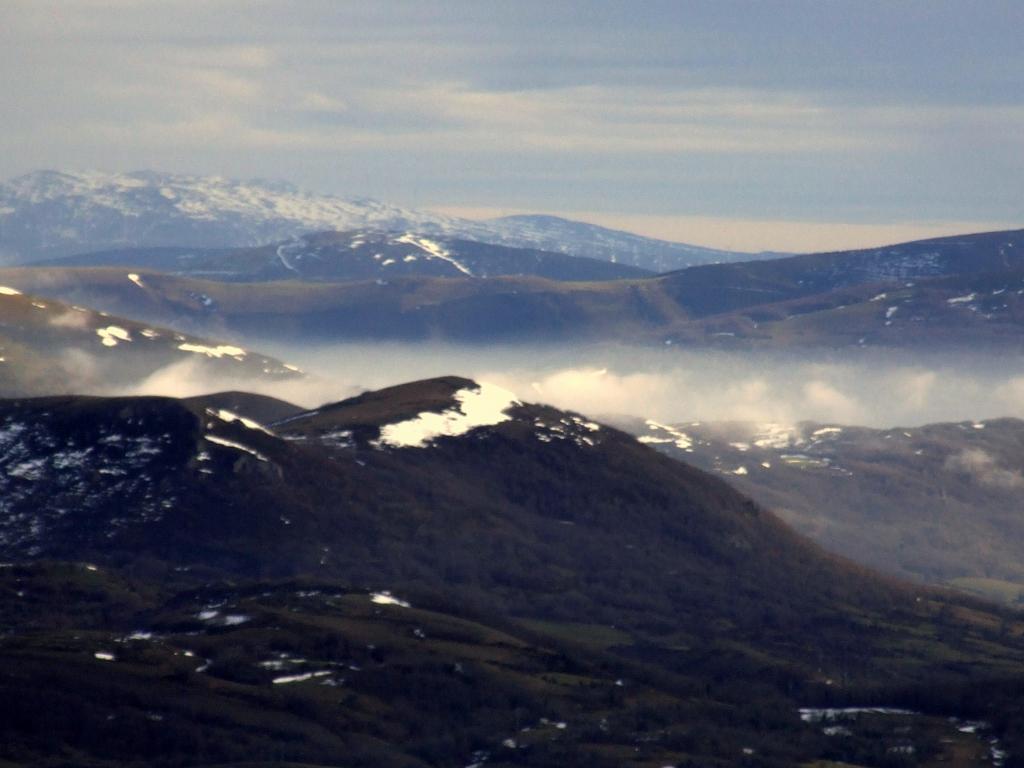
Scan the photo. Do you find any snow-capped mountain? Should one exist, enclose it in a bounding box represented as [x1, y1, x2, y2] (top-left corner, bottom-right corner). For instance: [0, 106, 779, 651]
[0, 170, 761, 270]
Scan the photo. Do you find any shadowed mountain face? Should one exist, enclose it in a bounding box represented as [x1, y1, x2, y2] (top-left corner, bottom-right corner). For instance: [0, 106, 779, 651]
[0, 282, 299, 397]
[656, 228, 1024, 317]
[40, 230, 653, 282]
[3, 377, 1024, 765]
[1, 228, 1022, 349]
[0, 170, 760, 270]
[627, 415, 1024, 605]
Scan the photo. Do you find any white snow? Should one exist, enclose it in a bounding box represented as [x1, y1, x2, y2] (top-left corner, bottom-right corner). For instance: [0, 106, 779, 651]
[638, 420, 693, 450]
[374, 383, 519, 449]
[127, 273, 145, 288]
[272, 670, 332, 685]
[96, 325, 131, 347]
[753, 423, 801, 450]
[394, 233, 473, 275]
[275, 240, 303, 272]
[370, 591, 411, 608]
[94, 651, 116, 661]
[207, 408, 274, 435]
[799, 707, 917, 723]
[204, 434, 268, 461]
[178, 342, 246, 359]
[947, 293, 977, 305]
[0, 286, 22, 296]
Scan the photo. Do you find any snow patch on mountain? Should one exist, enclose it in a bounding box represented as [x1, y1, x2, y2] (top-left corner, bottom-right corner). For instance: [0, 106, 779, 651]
[393, 233, 473, 275]
[204, 434, 268, 462]
[177, 342, 247, 360]
[0, 170, 761, 271]
[374, 383, 519, 448]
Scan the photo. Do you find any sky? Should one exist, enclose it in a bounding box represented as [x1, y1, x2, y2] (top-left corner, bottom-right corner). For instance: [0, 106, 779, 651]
[2, 0, 1022, 252]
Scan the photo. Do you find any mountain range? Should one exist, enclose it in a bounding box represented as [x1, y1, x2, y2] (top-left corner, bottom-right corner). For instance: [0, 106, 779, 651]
[38, 229, 652, 282]
[5, 168, 1024, 768]
[0, 170, 768, 271]
[2, 377, 1024, 766]
[3, 227, 1021, 350]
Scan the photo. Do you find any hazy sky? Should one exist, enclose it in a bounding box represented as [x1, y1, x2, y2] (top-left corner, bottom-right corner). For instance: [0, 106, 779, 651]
[2, 1, 1022, 251]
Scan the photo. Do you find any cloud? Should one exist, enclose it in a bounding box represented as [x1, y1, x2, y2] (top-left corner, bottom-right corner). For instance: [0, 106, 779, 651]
[118, 357, 360, 408]
[63, 342, 1024, 435]
[801, 380, 862, 424]
[49, 309, 90, 329]
[3, 3, 1022, 249]
[945, 448, 1024, 490]
[296, 91, 348, 114]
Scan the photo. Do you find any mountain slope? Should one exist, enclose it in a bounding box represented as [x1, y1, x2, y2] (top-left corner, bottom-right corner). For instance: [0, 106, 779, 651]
[628, 415, 1024, 603]
[0, 266, 680, 343]
[3, 563, 1012, 768]
[469, 213, 757, 272]
[3, 229, 1022, 350]
[39, 229, 653, 282]
[0, 378, 1018, 674]
[0, 170, 761, 270]
[0, 281, 298, 397]
[3, 378, 1024, 765]
[653, 227, 1024, 318]
[654, 265, 1024, 350]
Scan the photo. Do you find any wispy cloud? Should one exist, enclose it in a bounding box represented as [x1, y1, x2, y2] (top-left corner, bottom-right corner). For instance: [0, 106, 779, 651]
[1, 1, 1022, 245]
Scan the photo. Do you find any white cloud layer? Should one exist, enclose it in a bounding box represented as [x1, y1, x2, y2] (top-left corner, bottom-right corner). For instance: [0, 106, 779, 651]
[112, 343, 1024, 431]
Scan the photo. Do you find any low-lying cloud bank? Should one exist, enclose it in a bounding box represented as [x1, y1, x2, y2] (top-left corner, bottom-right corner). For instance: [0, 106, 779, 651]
[113, 343, 1024, 430]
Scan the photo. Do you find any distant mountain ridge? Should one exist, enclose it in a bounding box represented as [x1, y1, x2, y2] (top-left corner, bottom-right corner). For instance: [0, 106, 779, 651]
[37, 230, 653, 282]
[0, 169, 766, 270]
[4, 228, 1023, 350]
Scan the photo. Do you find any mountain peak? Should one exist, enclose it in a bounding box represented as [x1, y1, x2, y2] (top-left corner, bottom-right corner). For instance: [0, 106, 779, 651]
[0, 169, 758, 271]
[273, 376, 522, 449]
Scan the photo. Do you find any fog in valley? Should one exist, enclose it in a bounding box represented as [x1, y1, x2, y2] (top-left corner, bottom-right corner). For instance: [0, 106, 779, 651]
[111, 341, 1024, 430]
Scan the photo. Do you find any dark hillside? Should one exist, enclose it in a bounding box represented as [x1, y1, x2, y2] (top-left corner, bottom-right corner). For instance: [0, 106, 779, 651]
[2, 379, 1024, 765]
